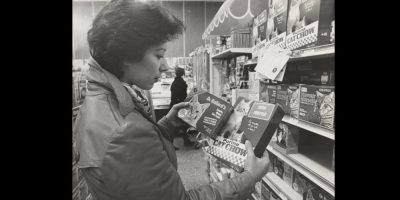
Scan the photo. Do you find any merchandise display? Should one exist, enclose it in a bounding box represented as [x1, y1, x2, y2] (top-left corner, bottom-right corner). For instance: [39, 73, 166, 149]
[271, 123, 300, 154]
[261, 182, 272, 200]
[259, 81, 277, 104]
[299, 85, 335, 129]
[205, 96, 284, 172]
[178, 92, 233, 139]
[292, 170, 312, 196]
[265, 0, 289, 50]
[288, 84, 301, 118]
[286, 0, 335, 50]
[275, 84, 290, 115]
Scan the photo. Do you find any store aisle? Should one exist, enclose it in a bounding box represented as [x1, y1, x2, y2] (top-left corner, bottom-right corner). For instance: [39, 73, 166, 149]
[174, 137, 210, 190]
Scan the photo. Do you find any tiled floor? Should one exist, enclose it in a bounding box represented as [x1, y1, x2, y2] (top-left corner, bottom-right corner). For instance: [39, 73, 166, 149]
[174, 137, 210, 190]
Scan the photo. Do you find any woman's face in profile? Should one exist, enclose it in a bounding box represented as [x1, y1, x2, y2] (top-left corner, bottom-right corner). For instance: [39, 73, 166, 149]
[122, 42, 168, 90]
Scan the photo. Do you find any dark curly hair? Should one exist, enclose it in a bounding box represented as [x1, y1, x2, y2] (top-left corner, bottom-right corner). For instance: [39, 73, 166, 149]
[87, 0, 184, 78]
[175, 67, 185, 77]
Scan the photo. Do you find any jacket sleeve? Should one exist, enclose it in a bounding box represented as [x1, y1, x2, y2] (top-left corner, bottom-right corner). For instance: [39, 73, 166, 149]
[101, 112, 256, 200]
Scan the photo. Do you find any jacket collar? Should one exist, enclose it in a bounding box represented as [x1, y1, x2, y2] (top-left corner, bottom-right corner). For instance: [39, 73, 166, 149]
[86, 57, 135, 116]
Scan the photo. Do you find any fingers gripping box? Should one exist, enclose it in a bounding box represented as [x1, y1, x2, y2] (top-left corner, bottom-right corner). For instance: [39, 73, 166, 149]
[177, 92, 233, 139]
[205, 97, 284, 172]
[286, 0, 335, 50]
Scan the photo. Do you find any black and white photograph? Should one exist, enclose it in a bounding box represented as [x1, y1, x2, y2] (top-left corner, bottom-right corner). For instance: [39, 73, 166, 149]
[73, 0, 335, 199]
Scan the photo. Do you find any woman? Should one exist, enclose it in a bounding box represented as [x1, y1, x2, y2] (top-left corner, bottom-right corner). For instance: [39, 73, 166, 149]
[74, 1, 270, 199]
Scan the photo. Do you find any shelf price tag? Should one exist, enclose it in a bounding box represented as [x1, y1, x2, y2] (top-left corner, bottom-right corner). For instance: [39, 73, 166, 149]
[255, 45, 291, 81]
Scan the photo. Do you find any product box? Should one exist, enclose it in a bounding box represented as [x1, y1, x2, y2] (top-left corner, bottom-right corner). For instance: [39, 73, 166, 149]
[273, 156, 284, 179]
[257, 9, 268, 43]
[260, 81, 277, 104]
[178, 92, 234, 139]
[271, 123, 299, 154]
[270, 191, 281, 200]
[261, 182, 271, 200]
[276, 84, 290, 115]
[288, 84, 301, 118]
[286, 0, 335, 50]
[299, 85, 335, 129]
[205, 97, 284, 172]
[304, 184, 334, 200]
[265, 0, 289, 50]
[292, 170, 312, 196]
[283, 162, 294, 186]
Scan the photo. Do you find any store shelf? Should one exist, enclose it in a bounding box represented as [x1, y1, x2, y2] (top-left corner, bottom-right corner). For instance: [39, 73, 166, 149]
[211, 48, 252, 59]
[267, 146, 335, 196]
[263, 172, 302, 200]
[282, 116, 335, 140]
[290, 44, 334, 62]
[244, 57, 258, 66]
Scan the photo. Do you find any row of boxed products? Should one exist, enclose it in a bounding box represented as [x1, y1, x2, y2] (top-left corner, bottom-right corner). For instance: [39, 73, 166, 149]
[253, 0, 334, 52]
[215, 29, 253, 54]
[254, 181, 282, 200]
[270, 154, 334, 200]
[259, 83, 334, 130]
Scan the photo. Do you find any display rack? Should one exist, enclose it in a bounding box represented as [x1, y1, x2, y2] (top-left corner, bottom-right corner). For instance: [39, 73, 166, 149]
[290, 44, 334, 62]
[282, 116, 335, 140]
[267, 146, 334, 196]
[263, 172, 303, 200]
[243, 57, 258, 66]
[211, 48, 252, 59]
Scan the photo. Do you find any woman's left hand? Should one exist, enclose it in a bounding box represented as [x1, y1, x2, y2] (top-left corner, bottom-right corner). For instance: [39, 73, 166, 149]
[165, 102, 190, 128]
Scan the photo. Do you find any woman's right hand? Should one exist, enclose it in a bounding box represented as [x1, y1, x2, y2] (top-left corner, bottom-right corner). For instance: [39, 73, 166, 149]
[243, 140, 271, 181]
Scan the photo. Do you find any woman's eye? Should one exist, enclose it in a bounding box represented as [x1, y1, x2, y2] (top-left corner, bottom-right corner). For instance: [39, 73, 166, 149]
[156, 55, 164, 59]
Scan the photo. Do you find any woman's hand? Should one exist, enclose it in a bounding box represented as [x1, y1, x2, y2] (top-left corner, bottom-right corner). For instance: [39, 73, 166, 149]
[165, 102, 190, 128]
[244, 140, 271, 181]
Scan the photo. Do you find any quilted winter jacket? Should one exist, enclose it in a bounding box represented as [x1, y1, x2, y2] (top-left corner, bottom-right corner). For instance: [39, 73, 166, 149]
[73, 58, 256, 200]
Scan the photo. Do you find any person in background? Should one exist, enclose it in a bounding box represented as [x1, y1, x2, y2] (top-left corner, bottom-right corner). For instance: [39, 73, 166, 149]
[170, 67, 193, 148]
[74, 1, 270, 199]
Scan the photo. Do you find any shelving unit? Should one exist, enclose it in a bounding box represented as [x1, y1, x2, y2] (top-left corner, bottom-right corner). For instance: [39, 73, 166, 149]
[282, 116, 335, 140]
[290, 44, 334, 62]
[267, 146, 335, 196]
[263, 172, 303, 200]
[211, 48, 252, 59]
[244, 57, 258, 66]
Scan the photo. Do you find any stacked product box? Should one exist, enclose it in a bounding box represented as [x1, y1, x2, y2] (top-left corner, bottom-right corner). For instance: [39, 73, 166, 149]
[259, 81, 277, 104]
[261, 181, 271, 200]
[286, 0, 335, 50]
[271, 123, 299, 155]
[272, 155, 294, 186]
[299, 85, 335, 130]
[257, 9, 268, 44]
[304, 183, 334, 200]
[292, 170, 312, 197]
[265, 0, 289, 50]
[276, 84, 301, 118]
